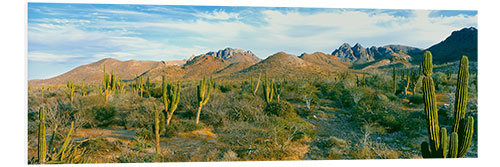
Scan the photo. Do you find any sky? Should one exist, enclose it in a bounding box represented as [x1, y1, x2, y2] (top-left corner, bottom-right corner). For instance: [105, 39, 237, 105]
[27, 3, 477, 80]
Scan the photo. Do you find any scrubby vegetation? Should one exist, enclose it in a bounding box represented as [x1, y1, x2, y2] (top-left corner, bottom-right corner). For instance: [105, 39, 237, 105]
[27, 52, 477, 164]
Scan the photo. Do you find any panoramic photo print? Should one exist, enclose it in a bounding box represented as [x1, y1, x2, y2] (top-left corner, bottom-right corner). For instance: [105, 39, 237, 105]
[27, 3, 478, 164]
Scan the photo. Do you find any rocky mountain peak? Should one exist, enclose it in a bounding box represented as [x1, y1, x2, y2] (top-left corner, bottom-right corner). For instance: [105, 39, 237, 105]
[206, 48, 257, 60]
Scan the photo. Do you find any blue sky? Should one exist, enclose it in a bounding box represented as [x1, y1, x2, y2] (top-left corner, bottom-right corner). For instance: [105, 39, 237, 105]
[28, 3, 477, 80]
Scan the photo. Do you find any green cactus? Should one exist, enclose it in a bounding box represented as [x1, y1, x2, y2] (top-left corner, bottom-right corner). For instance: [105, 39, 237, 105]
[41, 86, 45, 99]
[250, 75, 261, 96]
[116, 77, 125, 93]
[420, 52, 474, 158]
[44, 121, 88, 164]
[274, 80, 283, 102]
[38, 107, 47, 164]
[102, 65, 115, 102]
[154, 104, 160, 155]
[452, 56, 469, 133]
[195, 76, 211, 124]
[135, 75, 144, 97]
[404, 72, 410, 95]
[146, 76, 151, 91]
[162, 75, 181, 126]
[80, 83, 87, 96]
[66, 81, 75, 102]
[263, 73, 274, 104]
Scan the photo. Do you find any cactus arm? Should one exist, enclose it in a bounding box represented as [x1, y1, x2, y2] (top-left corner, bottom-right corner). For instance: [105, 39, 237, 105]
[452, 56, 469, 133]
[58, 122, 74, 161]
[457, 116, 474, 157]
[422, 51, 433, 76]
[448, 132, 459, 158]
[439, 127, 447, 158]
[38, 107, 47, 164]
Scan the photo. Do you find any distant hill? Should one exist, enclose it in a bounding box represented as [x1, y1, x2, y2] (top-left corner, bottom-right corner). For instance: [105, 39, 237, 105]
[28, 58, 168, 85]
[204, 47, 260, 64]
[425, 27, 477, 63]
[28, 27, 477, 85]
[331, 43, 422, 65]
[299, 52, 349, 70]
[140, 48, 260, 81]
[235, 52, 343, 79]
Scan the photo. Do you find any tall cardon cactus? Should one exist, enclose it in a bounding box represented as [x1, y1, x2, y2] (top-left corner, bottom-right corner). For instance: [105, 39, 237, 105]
[263, 73, 274, 103]
[420, 51, 474, 158]
[162, 75, 181, 126]
[195, 76, 211, 124]
[38, 107, 47, 164]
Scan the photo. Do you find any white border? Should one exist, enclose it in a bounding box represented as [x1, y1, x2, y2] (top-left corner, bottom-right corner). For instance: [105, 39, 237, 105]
[1, 0, 499, 167]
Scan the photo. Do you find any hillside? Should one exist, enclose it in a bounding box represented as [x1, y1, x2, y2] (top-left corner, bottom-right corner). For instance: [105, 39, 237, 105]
[331, 43, 422, 66]
[425, 27, 477, 63]
[29, 58, 167, 85]
[28, 27, 478, 85]
[140, 48, 260, 81]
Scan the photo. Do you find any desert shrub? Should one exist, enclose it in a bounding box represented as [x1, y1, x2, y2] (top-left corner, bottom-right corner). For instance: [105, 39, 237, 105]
[365, 73, 392, 92]
[307, 136, 347, 160]
[135, 127, 154, 140]
[131, 135, 153, 151]
[76, 95, 105, 109]
[317, 136, 347, 148]
[263, 100, 297, 119]
[226, 98, 266, 122]
[350, 146, 375, 159]
[271, 116, 315, 141]
[80, 137, 121, 154]
[218, 84, 233, 93]
[408, 93, 424, 105]
[299, 108, 317, 118]
[164, 119, 204, 137]
[432, 72, 448, 92]
[148, 87, 163, 98]
[116, 151, 160, 163]
[93, 104, 117, 127]
[221, 150, 239, 161]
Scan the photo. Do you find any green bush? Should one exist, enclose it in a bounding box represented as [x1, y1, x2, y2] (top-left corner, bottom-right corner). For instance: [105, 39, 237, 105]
[164, 119, 204, 137]
[80, 137, 121, 154]
[408, 93, 424, 105]
[218, 84, 233, 93]
[93, 104, 117, 127]
[263, 100, 297, 119]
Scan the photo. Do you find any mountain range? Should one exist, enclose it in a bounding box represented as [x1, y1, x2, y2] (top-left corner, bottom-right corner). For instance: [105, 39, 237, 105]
[29, 27, 477, 85]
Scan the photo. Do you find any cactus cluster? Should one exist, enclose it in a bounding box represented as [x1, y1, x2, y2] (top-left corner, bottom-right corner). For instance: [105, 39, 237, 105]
[80, 83, 88, 96]
[38, 107, 87, 164]
[66, 81, 76, 102]
[102, 65, 116, 102]
[162, 75, 181, 126]
[263, 73, 275, 104]
[420, 51, 474, 158]
[116, 77, 125, 93]
[404, 70, 410, 95]
[135, 75, 144, 97]
[195, 76, 211, 124]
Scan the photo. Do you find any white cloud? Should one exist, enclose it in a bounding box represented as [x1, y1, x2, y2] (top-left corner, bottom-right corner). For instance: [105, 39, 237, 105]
[28, 8, 477, 62]
[28, 52, 85, 62]
[194, 10, 240, 20]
